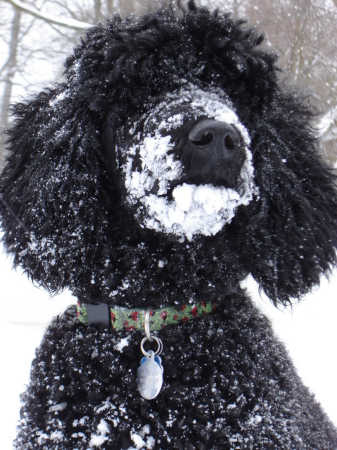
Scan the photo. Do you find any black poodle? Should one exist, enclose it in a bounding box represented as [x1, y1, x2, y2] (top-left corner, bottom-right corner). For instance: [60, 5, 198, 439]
[1, 3, 337, 449]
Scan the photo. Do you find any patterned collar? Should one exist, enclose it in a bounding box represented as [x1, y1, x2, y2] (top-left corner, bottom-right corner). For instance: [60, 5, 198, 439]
[77, 300, 219, 331]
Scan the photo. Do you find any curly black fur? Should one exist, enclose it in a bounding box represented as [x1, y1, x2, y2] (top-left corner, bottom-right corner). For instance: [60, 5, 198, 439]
[1, 3, 337, 449]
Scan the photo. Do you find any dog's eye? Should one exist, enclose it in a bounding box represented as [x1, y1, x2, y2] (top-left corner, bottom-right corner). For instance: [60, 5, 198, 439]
[191, 132, 213, 146]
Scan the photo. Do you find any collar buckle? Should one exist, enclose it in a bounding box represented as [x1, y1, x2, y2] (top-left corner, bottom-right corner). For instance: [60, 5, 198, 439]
[86, 303, 110, 328]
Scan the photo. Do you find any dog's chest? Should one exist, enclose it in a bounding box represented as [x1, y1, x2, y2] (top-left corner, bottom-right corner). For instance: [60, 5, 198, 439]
[34, 300, 297, 446]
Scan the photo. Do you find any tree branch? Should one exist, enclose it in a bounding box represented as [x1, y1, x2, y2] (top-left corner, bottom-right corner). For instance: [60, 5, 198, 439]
[4, 0, 91, 30]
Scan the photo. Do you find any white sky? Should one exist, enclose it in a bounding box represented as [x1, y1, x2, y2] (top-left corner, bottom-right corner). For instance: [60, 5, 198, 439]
[0, 242, 336, 448]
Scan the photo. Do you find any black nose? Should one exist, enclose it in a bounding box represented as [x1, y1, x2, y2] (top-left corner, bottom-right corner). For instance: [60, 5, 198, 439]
[189, 119, 241, 160]
[181, 118, 246, 189]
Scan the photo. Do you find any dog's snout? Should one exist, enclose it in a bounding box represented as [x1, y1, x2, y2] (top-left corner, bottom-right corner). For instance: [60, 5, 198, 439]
[189, 119, 240, 160]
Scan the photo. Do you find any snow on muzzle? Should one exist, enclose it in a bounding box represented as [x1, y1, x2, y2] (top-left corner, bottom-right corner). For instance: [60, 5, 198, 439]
[118, 85, 259, 241]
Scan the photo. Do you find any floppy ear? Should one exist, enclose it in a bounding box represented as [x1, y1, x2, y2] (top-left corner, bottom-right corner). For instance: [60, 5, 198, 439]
[237, 91, 337, 306]
[0, 84, 117, 296]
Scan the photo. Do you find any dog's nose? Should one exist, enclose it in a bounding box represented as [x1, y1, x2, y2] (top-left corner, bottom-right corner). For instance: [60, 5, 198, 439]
[189, 119, 241, 161]
[183, 118, 246, 188]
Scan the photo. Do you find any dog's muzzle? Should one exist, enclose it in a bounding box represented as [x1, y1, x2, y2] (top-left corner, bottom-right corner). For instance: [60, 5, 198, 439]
[118, 85, 258, 240]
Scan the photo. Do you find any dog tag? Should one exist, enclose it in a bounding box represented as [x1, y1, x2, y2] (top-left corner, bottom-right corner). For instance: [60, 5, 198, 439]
[137, 350, 163, 400]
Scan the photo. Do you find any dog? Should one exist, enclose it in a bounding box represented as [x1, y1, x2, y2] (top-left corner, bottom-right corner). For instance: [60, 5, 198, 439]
[1, 3, 337, 449]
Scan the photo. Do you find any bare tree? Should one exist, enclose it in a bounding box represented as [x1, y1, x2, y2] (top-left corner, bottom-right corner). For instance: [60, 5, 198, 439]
[0, 8, 21, 164]
[4, 0, 90, 29]
[0, 4, 26, 167]
[202, 0, 337, 164]
[244, 0, 337, 164]
[0, 0, 92, 167]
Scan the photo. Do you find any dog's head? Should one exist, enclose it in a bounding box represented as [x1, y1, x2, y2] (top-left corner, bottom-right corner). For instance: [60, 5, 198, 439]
[1, 4, 337, 307]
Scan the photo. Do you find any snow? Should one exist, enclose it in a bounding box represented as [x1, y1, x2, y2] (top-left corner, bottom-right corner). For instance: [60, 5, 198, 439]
[48, 402, 67, 412]
[130, 431, 146, 449]
[91, 348, 99, 358]
[114, 336, 131, 353]
[50, 430, 64, 441]
[130, 425, 155, 450]
[90, 419, 109, 446]
[318, 107, 337, 137]
[0, 243, 337, 448]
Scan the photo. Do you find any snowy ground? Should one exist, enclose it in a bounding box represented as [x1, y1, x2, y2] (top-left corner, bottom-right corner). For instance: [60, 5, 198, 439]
[0, 243, 336, 448]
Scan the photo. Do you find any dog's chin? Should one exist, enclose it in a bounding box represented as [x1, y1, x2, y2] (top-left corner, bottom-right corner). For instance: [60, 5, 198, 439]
[123, 140, 258, 241]
[122, 146, 258, 241]
[126, 178, 253, 242]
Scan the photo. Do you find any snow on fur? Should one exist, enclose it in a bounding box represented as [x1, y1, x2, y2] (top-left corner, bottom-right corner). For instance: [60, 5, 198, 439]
[121, 85, 258, 240]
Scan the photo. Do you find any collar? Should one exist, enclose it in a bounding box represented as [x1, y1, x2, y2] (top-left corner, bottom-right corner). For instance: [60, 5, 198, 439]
[77, 300, 219, 331]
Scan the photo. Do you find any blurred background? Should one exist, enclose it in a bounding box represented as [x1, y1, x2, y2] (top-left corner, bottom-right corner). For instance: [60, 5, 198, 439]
[0, 0, 336, 448]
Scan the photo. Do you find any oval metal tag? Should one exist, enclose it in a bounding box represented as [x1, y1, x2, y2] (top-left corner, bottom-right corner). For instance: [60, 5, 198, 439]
[137, 350, 163, 400]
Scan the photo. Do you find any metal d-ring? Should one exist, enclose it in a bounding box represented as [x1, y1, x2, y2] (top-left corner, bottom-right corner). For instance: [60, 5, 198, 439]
[140, 336, 163, 357]
[144, 307, 154, 342]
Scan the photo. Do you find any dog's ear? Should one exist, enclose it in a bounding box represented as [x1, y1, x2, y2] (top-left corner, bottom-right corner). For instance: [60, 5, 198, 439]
[0, 84, 117, 294]
[237, 91, 337, 306]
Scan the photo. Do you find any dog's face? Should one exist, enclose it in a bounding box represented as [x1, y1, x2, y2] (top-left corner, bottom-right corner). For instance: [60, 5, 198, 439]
[1, 6, 337, 306]
[111, 85, 258, 241]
